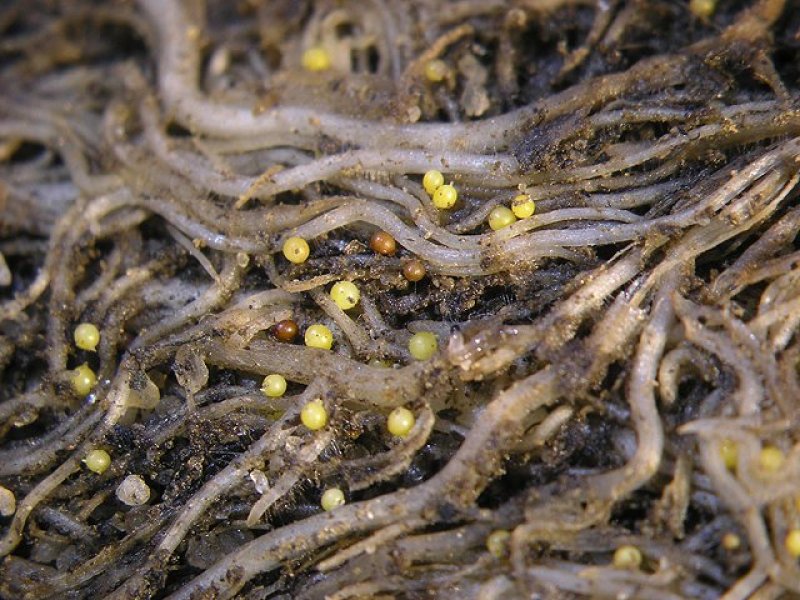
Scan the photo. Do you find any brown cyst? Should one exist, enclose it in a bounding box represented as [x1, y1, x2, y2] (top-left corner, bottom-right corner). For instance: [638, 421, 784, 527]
[370, 231, 397, 256]
[274, 319, 298, 342]
[402, 259, 426, 282]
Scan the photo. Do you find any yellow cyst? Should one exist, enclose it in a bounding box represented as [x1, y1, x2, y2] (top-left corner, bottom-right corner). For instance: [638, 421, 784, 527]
[330, 280, 360, 310]
[486, 529, 511, 558]
[301, 46, 331, 72]
[71, 363, 97, 396]
[488, 206, 518, 231]
[282, 236, 310, 264]
[424, 59, 449, 82]
[689, 0, 716, 18]
[0, 485, 15, 517]
[423, 170, 444, 196]
[83, 449, 112, 474]
[408, 331, 438, 361]
[305, 324, 334, 350]
[758, 446, 785, 474]
[786, 529, 800, 558]
[261, 374, 287, 398]
[613, 545, 643, 569]
[301, 399, 328, 430]
[432, 184, 458, 209]
[719, 438, 737, 470]
[387, 406, 415, 437]
[74, 322, 100, 351]
[511, 194, 535, 219]
[721, 532, 741, 551]
[321, 487, 346, 511]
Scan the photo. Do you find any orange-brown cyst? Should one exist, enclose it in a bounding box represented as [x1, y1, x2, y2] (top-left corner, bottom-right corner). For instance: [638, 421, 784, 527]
[370, 231, 397, 256]
[402, 260, 427, 282]
[274, 319, 298, 342]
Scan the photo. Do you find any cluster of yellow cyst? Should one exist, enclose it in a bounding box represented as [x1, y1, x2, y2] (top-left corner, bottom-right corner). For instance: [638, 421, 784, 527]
[717, 439, 787, 476]
[299, 401, 418, 511]
[423, 169, 458, 209]
[487, 206, 516, 231]
[70, 323, 101, 396]
[715, 440, 800, 559]
[488, 194, 536, 231]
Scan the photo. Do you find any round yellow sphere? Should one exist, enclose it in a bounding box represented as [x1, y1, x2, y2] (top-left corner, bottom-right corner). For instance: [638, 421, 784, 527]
[785, 529, 800, 558]
[305, 324, 334, 350]
[511, 194, 536, 219]
[689, 0, 716, 18]
[387, 406, 415, 437]
[408, 331, 438, 361]
[321, 487, 346, 511]
[330, 281, 360, 310]
[261, 374, 287, 398]
[759, 446, 785, 474]
[71, 363, 97, 396]
[282, 237, 310, 264]
[424, 59, 449, 83]
[302, 46, 331, 72]
[432, 184, 458, 209]
[721, 532, 741, 551]
[486, 529, 511, 558]
[613, 545, 643, 569]
[74, 322, 100, 351]
[488, 206, 518, 231]
[301, 399, 328, 430]
[422, 170, 444, 196]
[84, 449, 112, 474]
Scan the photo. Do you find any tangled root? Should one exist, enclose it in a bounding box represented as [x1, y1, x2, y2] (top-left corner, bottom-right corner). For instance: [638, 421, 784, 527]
[2, 0, 800, 598]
